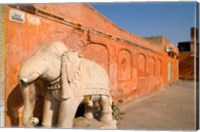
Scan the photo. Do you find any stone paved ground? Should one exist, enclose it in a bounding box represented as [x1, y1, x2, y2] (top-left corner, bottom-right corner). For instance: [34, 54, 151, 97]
[117, 80, 197, 130]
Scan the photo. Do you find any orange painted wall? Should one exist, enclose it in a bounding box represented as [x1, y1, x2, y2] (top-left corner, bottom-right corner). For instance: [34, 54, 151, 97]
[162, 37, 179, 84]
[2, 4, 178, 127]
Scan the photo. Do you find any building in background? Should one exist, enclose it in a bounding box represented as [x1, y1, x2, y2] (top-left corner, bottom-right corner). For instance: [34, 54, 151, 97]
[145, 36, 179, 84]
[178, 27, 199, 80]
[0, 4, 178, 127]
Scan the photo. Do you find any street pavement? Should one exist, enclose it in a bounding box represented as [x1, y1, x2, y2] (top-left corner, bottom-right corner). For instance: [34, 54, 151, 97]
[117, 80, 197, 130]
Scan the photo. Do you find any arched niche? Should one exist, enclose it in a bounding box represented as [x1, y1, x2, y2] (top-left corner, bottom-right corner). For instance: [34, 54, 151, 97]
[83, 44, 109, 72]
[138, 53, 146, 77]
[157, 59, 162, 76]
[149, 57, 155, 76]
[118, 49, 132, 81]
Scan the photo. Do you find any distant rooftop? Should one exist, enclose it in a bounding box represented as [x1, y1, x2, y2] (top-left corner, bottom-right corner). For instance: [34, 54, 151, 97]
[144, 36, 163, 48]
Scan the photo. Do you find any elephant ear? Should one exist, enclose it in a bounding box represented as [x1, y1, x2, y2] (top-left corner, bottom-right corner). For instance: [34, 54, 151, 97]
[65, 51, 82, 82]
[60, 52, 73, 99]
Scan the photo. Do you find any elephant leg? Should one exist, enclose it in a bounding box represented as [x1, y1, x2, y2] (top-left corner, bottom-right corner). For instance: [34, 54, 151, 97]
[99, 95, 113, 122]
[83, 100, 94, 119]
[42, 92, 59, 128]
[57, 96, 83, 128]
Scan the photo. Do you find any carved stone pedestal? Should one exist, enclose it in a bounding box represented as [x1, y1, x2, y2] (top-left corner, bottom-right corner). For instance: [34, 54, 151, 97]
[73, 117, 117, 129]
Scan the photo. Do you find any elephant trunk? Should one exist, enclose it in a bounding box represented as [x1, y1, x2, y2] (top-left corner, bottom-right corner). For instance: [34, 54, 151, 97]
[19, 71, 40, 127]
[20, 82, 36, 127]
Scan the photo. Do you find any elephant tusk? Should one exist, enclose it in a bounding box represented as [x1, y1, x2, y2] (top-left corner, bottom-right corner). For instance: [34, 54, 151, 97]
[20, 78, 29, 84]
[20, 72, 41, 84]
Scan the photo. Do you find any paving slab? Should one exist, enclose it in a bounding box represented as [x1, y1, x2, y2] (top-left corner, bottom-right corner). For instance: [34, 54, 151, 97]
[117, 80, 197, 130]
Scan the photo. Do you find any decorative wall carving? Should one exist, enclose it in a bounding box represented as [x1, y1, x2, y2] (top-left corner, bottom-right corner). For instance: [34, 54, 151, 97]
[157, 59, 162, 76]
[138, 53, 146, 77]
[83, 44, 109, 72]
[149, 57, 155, 76]
[118, 49, 131, 81]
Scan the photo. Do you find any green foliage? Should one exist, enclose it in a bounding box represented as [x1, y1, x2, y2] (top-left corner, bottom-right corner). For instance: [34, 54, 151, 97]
[118, 99, 123, 104]
[112, 99, 124, 120]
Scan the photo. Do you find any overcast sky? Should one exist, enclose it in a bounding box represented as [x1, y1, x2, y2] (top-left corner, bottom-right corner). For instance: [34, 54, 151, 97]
[90, 2, 198, 46]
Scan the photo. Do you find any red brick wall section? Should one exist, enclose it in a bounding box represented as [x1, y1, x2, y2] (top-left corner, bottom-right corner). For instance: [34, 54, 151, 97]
[179, 52, 195, 80]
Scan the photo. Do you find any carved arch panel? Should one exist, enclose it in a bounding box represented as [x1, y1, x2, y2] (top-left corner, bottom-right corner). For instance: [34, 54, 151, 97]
[149, 57, 155, 76]
[138, 53, 146, 77]
[157, 59, 162, 76]
[118, 49, 132, 81]
[83, 44, 109, 72]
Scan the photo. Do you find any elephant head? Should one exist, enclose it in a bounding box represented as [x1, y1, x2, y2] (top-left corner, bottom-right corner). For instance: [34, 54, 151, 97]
[18, 41, 68, 127]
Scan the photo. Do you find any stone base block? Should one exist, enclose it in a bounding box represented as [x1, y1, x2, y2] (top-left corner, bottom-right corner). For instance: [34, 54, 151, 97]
[73, 117, 117, 129]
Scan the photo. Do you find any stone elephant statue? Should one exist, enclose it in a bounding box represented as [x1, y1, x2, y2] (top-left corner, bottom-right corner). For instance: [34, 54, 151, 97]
[18, 41, 115, 128]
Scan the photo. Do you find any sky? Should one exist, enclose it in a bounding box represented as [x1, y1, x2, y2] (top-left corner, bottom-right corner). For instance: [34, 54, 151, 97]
[90, 2, 198, 46]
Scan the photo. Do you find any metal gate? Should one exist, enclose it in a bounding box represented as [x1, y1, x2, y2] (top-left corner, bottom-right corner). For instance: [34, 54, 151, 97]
[0, 5, 5, 127]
